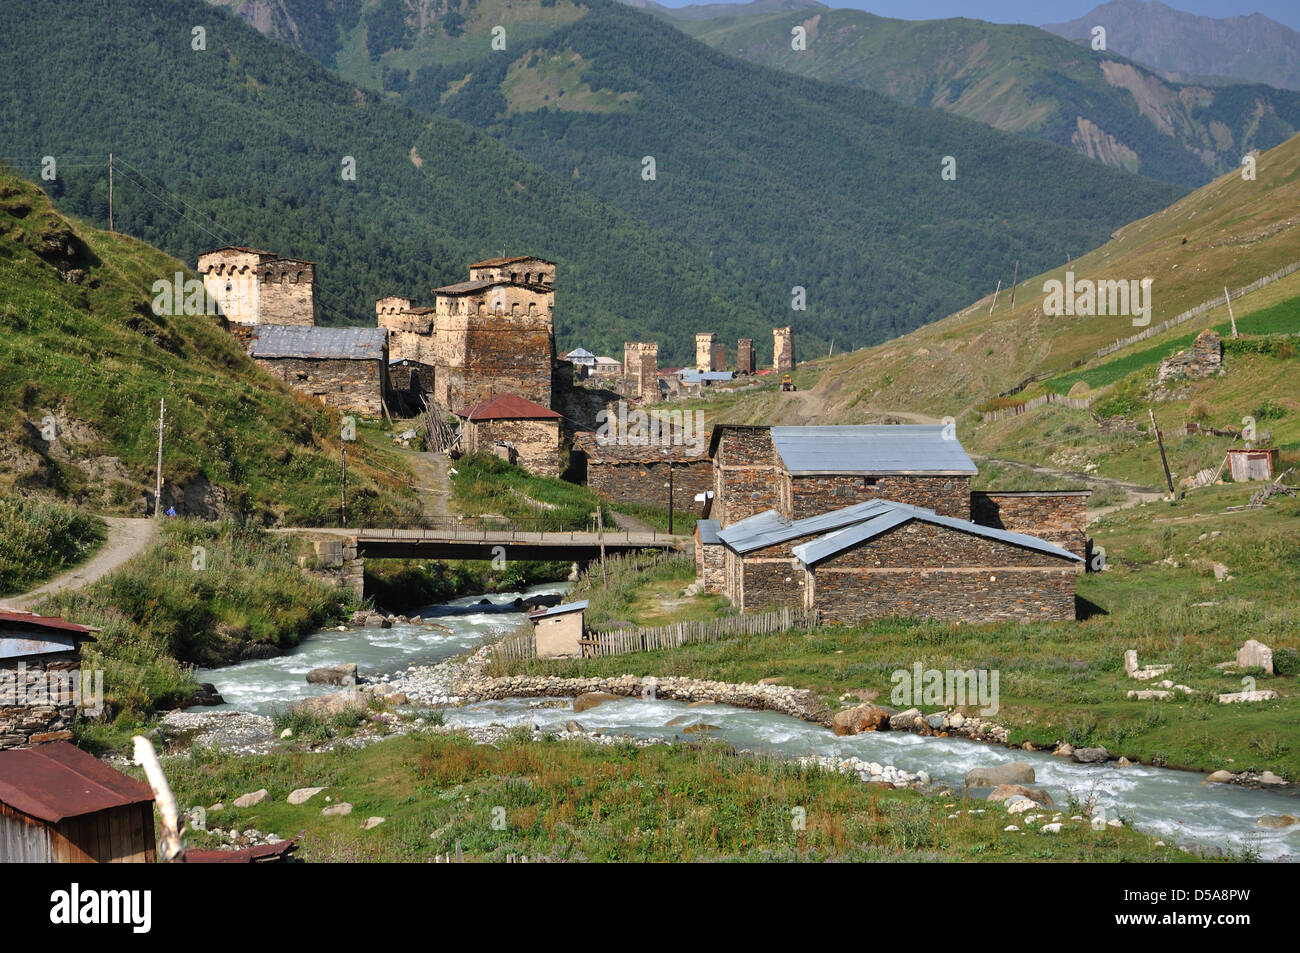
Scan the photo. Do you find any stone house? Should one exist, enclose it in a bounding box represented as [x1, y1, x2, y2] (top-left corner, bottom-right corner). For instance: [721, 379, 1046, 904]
[458, 394, 564, 477]
[791, 503, 1082, 623]
[0, 610, 96, 750]
[573, 432, 713, 517]
[248, 325, 390, 418]
[969, 490, 1091, 558]
[197, 246, 317, 327]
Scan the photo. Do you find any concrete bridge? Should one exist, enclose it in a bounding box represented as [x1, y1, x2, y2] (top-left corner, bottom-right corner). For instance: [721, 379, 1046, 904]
[282, 522, 690, 597]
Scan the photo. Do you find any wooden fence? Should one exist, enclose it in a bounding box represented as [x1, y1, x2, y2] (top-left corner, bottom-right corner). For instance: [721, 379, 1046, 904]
[981, 391, 1092, 423]
[490, 605, 816, 664]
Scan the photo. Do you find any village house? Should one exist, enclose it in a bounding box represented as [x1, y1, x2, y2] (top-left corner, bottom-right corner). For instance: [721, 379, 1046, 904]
[248, 325, 390, 418]
[701, 424, 1089, 622]
[458, 394, 564, 477]
[0, 610, 97, 750]
[573, 431, 713, 518]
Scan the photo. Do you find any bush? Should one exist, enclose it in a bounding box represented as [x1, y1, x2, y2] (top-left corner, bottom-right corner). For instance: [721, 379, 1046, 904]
[0, 495, 104, 595]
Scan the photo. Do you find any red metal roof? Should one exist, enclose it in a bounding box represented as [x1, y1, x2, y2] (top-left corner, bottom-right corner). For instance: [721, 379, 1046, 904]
[462, 394, 562, 421]
[187, 840, 298, 863]
[0, 742, 154, 823]
[0, 610, 98, 635]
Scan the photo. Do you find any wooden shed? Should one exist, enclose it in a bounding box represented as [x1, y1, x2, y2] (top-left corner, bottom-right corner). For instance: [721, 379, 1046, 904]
[1227, 448, 1278, 482]
[0, 741, 155, 863]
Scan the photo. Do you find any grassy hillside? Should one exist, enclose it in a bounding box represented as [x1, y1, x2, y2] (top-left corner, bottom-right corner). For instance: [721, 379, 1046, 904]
[679, 8, 1300, 187]
[198, 0, 1183, 363]
[1, 0, 769, 366]
[0, 170, 415, 524]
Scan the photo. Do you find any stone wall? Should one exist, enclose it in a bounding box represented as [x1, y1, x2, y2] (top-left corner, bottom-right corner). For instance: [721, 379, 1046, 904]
[258, 260, 317, 326]
[696, 540, 725, 593]
[970, 491, 1090, 558]
[785, 474, 971, 520]
[1157, 329, 1223, 384]
[712, 427, 782, 527]
[465, 417, 563, 477]
[0, 655, 79, 749]
[255, 356, 388, 417]
[807, 521, 1077, 623]
[585, 455, 713, 513]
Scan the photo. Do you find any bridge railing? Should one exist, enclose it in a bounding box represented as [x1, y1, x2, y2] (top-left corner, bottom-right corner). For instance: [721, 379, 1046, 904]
[350, 516, 685, 543]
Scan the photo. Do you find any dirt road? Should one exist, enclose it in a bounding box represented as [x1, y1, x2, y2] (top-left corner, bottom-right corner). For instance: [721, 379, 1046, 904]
[2, 517, 158, 610]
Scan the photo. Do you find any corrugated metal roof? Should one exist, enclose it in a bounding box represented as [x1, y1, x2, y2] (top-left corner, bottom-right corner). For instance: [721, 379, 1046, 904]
[249, 325, 387, 361]
[718, 500, 933, 554]
[0, 610, 96, 635]
[0, 742, 154, 823]
[792, 502, 1083, 566]
[696, 519, 722, 545]
[528, 599, 588, 619]
[680, 370, 734, 383]
[188, 840, 298, 863]
[771, 425, 977, 475]
[461, 394, 561, 421]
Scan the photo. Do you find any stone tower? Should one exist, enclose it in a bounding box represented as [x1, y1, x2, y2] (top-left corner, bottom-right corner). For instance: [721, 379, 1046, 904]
[695, 332, 718, 372]
[197, 246, 317, 327]
[736, 338, 755, 375]
[624, 342, 660, 404]
[774, 326, 795, 372]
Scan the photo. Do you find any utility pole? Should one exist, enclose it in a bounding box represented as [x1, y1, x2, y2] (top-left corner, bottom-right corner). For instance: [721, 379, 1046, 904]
[1224, 287, 1238, 338]
[153, 398, 164, 519]
[667, 463, 674, 535]
[108, 153, 114, 232]
[1008, 260, 1019, 311]
[340, 443, 348, 527]
[988, 279, 1001, 315]
[1149, 408, 1175, 498]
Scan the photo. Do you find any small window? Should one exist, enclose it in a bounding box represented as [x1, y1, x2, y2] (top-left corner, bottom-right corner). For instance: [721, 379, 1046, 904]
[863, 477, 879, 487]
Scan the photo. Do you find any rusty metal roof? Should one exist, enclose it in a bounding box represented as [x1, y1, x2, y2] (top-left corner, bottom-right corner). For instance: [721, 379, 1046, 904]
[461, 394, 561, 421]
[187, 840, 298, 863]
[0, 610, 97, 635]
[0, 611, 98, 660]
[0, 742, 154, 823]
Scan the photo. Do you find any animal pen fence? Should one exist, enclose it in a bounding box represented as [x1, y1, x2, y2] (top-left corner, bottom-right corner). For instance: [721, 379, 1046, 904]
[491, 605, 817, 664]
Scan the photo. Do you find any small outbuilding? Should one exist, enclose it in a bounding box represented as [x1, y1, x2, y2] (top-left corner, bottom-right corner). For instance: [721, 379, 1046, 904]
[1, 610, 97, 750]
[458, 394, 564, 477]
[529, 600, 588, 659]
[0, 741, 155, 863]
[1226, 448, 1279, 482]
[248, 325, 390, 417]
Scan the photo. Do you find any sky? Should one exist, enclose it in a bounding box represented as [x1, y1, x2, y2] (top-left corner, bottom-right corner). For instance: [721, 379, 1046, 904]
[655, 1, 1300, 32]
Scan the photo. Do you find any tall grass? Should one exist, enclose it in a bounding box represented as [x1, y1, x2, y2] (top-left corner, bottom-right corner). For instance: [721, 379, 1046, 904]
[0, 494, 104, 595]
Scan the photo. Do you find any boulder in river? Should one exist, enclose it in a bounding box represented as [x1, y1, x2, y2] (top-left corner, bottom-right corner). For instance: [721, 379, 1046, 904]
[306, 663, 358, 687]
[1072, 746, 1110, 764]
[1205, 770, 1234, 784]
[833, 704, 891, 736]
[573, 692, 622, 713]
[183, 683, 225, 708]
[1255, 815, 1297, 829]
[965, 762, 1035, 788]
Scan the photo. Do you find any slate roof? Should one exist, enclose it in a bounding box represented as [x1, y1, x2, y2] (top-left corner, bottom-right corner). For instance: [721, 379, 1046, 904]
[432, 279, 502, 295]
[249, 325, 387, 361]
[791, 501, 1083, 567]
[771, 425, 977, 475]
[528, 600, 588, 620]
[717, 499, 933, 555]
[461, 394, 561, 421]
[469, 255, 555, 268]
[680, 370, 734, 383]
[0, 742, 154, 823]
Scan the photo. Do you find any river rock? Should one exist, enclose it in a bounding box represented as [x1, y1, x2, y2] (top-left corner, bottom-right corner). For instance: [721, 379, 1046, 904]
[683, 723, 719, 734]
[1259, 771, 1285, 785]
[1205, 770, 1234, 784]
[1072, 746, 1110, 764]
[889, 708, 922, 730]
[573, 692, 622, 713]
[322, 802, 353, 817]
[1256, 814, 1297, 829]
[965, 762, 1035, 788]
[306, 663, 358, 687]
[294, 690, 368, 718]
[233, 789, 269, 808]
[287, 787, 325, 805]
[1236, 639, 1274, 673]
[987, 784, 1055, 807]
[833, 704, 891, 736]
[1004, 796, 1036, 815]
[1054, 743, 1074, 758]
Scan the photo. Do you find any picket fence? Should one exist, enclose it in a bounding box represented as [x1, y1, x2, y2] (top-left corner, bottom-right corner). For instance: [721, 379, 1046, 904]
[490, 605, 816, 664]
[981, 391, 1092, 423]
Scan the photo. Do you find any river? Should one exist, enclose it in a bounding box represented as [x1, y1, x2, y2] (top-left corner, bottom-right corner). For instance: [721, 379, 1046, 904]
[200, 586, 1298, 862]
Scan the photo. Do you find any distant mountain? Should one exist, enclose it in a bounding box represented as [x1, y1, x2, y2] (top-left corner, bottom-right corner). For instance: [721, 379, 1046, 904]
[207, 0, 1183, 361]
[619, 0, 826, 20]
[1044, 0, 1300, 91]
[679, 6, 1300, 188]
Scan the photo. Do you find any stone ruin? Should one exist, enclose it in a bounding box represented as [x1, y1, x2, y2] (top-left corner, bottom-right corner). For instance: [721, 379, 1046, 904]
[1157, 329, 1223, 385]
